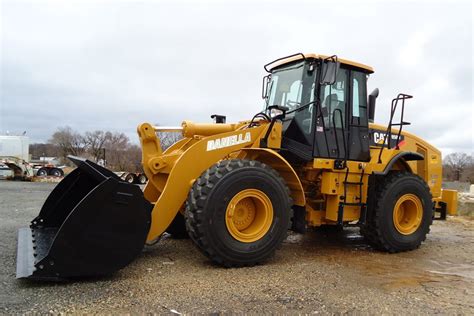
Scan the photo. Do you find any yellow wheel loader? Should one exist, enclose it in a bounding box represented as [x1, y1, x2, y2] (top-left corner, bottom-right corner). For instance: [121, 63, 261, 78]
[16, 53, 458, 280]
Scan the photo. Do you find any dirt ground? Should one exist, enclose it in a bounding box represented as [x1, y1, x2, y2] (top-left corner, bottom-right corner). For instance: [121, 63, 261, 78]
[0, 181, 473, 314]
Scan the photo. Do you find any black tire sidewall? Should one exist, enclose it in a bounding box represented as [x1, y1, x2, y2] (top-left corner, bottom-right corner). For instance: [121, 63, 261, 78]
[138, 175, 147, 184]
[125, 174, 135, 183]
[50, 168, 62, 177]
[37, 168, 47, 177]
[202, 166, 290, 263]
[377, 175, 433, 250]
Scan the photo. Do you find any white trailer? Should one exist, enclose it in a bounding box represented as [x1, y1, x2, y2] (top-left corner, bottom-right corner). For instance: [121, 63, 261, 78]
[0, 136, 63, 179]
[0, 136, 29, 161]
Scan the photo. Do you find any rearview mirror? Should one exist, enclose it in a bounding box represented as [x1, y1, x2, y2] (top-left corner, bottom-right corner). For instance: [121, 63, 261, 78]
[320, 60, 340, 85]
[368, 88, 379, 122]
[262, 75, 270, 99]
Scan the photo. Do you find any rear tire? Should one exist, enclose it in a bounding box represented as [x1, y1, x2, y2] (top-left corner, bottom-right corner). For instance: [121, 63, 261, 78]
[364, 172, 433, 252]
[185, 159, 292, 267]
[49, 168, 63, 177]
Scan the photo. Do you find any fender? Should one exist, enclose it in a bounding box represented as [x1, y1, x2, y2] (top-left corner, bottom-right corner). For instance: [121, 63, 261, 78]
[374, 151, 424, 176]
[237, 148, 305, 207]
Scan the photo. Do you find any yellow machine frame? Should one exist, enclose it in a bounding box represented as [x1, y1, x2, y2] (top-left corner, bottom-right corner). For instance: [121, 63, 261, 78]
[139, 119, 456, 242]
[15, 52, 459, 281]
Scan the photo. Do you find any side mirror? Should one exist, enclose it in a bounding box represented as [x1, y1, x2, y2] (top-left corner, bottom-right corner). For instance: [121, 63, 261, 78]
[368, 88, 379, 122]
[268, 105, 289, 119]
[262, 75, 270, 99]
[320, 57, 340, 85]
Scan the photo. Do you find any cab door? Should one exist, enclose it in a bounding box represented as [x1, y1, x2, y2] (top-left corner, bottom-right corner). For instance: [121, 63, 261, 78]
[313, 68, 370, 162]
[347, 71, 370, 161]
[313, 68, 349, 159]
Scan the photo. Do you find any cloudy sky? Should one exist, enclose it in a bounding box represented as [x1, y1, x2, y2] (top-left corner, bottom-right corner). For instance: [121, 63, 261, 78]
[1, 0, 472, 155]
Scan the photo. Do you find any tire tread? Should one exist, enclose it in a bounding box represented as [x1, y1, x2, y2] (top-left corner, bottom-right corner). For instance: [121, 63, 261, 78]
[366, 171, 433, 253]
[185, 159, 292, 267]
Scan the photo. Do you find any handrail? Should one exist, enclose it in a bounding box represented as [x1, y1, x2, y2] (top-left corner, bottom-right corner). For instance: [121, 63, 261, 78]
[377, 93, 412, 163]
[332, 109, 347, 158]
[264, 53, 306, 72]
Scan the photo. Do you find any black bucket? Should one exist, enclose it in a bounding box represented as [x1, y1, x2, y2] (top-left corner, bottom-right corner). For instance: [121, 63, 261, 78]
[16, 156, 151, 280]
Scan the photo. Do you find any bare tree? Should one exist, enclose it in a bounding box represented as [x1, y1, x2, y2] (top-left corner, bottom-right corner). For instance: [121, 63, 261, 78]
[444, 152, 473, 181]
[125, 144, 143, 173]
[49, 126, 87, 163]
[29, 143, 60, 160]
[103, 132, 136, 171]
[157, 131, 183, 150]
[85, 130, 109, 162]
[47, 128, 144, 172]
[154, 123, 183, 150]
[105, 131, 129, 150]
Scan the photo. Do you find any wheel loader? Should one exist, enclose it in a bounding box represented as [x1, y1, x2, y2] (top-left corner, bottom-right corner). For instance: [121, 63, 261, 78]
[16, 53, 458, 280]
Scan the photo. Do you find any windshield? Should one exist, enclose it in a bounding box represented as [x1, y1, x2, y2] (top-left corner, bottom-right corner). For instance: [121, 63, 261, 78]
[264, 60, 317, 146]
[266, 61, 315, 113]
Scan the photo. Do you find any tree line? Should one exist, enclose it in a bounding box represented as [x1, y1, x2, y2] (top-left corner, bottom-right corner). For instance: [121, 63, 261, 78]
[30, 126, 182, 172]
[443, 152, 474, 183]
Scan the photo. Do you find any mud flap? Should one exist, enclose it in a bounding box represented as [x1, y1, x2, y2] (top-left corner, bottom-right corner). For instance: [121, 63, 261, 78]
[16, 156, 151, 280]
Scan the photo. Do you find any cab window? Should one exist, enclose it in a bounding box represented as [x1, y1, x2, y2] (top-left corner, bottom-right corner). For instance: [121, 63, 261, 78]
[351, 71, 368, 125]
[320, 69, 349, 128]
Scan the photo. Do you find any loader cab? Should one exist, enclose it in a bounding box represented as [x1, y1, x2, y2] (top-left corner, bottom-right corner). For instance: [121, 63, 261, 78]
[264, 55, 372, 163]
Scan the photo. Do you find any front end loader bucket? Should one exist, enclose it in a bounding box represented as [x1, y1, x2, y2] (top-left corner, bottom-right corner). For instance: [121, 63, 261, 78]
[16, 156, 151, 280]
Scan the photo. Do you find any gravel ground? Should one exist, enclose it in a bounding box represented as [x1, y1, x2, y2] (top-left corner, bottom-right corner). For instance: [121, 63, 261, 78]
[0, 181, 473, 314]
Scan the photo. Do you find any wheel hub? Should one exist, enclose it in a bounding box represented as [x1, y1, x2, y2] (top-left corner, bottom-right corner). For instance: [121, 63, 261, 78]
[232, 198, 256, 230]
[393, 193, 423, 235]
[225, 189, 273, 243]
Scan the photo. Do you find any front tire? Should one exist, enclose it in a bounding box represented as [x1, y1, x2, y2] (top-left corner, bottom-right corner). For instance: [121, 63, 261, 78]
[368, 172, 433, 252]
[185, 159, 292, 267]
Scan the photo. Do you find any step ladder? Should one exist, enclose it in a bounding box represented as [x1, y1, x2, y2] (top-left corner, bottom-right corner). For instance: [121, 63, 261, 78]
[337, 168, 367, 226]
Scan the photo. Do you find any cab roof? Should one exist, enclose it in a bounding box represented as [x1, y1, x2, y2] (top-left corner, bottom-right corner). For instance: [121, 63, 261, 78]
[266, 53, 374, 74]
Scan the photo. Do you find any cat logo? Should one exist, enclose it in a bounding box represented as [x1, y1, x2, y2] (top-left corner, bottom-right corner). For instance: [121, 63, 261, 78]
[371, 130, 404, 147]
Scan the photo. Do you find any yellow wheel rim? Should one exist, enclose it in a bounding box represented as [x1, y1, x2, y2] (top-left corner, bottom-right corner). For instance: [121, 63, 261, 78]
[393, 193, 423, 235]
[225, 189, 273, 243]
